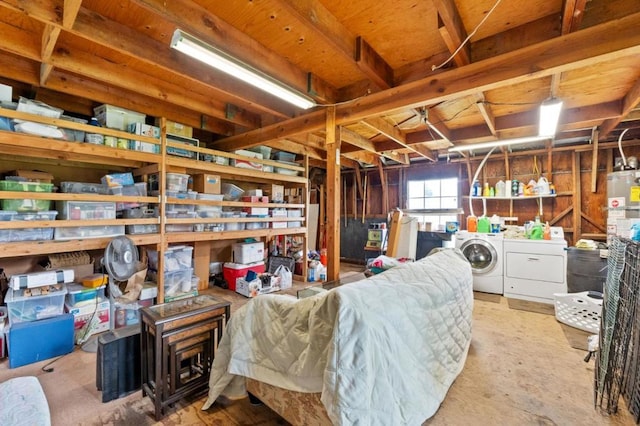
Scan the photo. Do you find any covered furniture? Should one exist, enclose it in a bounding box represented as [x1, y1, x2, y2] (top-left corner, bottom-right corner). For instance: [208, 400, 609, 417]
[202, 249, 473, 425]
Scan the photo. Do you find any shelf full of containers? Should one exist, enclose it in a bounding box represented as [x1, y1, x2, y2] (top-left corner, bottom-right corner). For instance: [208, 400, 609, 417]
[0, 98, 308, 311]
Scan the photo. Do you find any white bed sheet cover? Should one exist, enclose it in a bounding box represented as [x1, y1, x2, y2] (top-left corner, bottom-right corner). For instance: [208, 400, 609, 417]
[203, 249, 473, 425]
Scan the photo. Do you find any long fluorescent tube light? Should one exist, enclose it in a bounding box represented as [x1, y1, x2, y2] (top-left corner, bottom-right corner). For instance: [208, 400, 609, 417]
[539, 98, 563, 137]
[170, 29, 316, 110]
[448, 135, 548, 152]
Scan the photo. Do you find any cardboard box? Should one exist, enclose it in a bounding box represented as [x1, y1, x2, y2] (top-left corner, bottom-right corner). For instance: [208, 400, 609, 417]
[232, 242, 265, 264]
[192, 173, 221, 194]
[6, 170, 54, 183]
[154, 118, 193, 138]
[128, 123, 160, 154]
[271, 222, 288, 229]
[267, 184, 284, 203]
[65, 301, 110, 344]
[242, 196, 269, 203]
[236, 276, 279, 298]
[7, 313, 74, 368]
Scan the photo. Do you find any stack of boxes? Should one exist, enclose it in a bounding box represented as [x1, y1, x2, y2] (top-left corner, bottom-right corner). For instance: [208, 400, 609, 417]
[226, 241, 267, 296]
[4, 269, 75, 368]
[147, 245, 197, 301]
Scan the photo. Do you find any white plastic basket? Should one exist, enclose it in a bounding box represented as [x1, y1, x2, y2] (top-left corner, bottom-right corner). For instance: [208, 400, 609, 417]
[554, 291, 602, 333]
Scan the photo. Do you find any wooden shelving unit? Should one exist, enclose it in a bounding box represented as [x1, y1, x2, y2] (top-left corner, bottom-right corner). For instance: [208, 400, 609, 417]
[0, 107, 308, 302]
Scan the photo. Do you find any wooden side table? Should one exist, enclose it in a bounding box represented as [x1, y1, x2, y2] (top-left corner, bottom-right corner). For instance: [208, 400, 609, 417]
[140, 295, 231, 420]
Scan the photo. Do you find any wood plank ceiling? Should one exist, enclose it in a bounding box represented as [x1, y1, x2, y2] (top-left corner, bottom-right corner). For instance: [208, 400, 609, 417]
[0, 0, 639, 168]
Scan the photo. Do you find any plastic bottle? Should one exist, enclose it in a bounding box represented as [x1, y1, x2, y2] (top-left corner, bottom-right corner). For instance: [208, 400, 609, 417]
[467, 215, 478, 232]
[483, 182, 490, 197]
[518, 182, 524, 196]
[543, 221, 551, 240]
[512, 180, 519, 197]
[473, 180, 481, 197]
[477, 216, 490, 233]
[490, 214, 500, 233]
[495, 180, 505, 197]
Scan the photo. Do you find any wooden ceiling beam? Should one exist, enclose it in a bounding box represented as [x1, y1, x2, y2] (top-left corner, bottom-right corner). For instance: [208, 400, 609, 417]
[205, 13, 640, 150]
[343, 150, 379, 166]
[361, 117, 436, 162]
[473, 93, 497, 137]
[355, 37, 394, 89]
[1, 0, 300, 119]
[340, 127, 408, 164]
[562, 0, 587, 34]
[131, 0, 338, 104]
[268, 139, 325, 160]
[433, 0, 471, 67]
[63, 0, 82, 29]
[599, 76, 640, 138]
[40, 24, 60, 86]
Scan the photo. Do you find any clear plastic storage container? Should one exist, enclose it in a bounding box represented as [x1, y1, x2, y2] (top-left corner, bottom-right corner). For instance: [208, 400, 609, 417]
[0, 210, 58, 242]
[5, 284, 67, 323]
[57, 201, 117, 220]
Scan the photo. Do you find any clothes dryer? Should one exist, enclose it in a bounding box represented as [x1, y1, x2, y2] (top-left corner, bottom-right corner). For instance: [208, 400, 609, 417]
[454, 231, 504, 294]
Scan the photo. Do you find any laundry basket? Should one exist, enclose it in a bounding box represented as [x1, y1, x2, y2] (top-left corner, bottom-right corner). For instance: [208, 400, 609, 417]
[554, 291, 603, 333]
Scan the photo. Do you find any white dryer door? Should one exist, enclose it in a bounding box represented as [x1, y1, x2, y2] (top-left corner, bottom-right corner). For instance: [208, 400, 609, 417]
[459, 239, 499, 275]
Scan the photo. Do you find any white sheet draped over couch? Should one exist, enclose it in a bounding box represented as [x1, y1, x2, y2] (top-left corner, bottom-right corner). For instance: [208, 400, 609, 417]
[203, 248, 473, 425]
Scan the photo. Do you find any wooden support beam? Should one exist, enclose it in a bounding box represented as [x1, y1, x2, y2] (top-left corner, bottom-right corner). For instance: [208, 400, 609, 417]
[377, 159, 389, 214]
[213, 13, 640, 150]
[361, 117, 437, 162]
[591, 128, 599, 192]
[599, 76, 640, 138]
[354, 163, 364, 200]
[572, 151, 582, 240]
[562, 0, 588, 34]
[341, 127, 408, 164]
[63, 0, 82, 29]
[474, 94, 497, 137]
[355, 36, 394, 89]
[550, 205, 573, 226]
[433, 0, 471, 67]
[386, 210, 403, 258]
[581, 212, 607, 233]
[325, 106, 341, 281]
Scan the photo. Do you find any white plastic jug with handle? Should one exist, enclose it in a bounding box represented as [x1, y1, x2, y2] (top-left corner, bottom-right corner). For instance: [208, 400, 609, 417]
[495, 180, 505, 197]
[537, 176, 550, 195]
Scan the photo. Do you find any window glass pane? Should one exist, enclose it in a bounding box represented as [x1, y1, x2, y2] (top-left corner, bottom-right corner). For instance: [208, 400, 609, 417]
[424, 198, 440, 209]
[424, 180, 440, 197]
[441, 178, 458, 196]
[441, 196, 458, 208]
[407, 198, 423, 209]
[407, 181, 424, 198]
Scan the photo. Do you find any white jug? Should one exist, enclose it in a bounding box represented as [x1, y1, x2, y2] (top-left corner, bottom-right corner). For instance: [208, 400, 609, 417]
[495, 180, 505, 197]
[537, 176, 550, 195]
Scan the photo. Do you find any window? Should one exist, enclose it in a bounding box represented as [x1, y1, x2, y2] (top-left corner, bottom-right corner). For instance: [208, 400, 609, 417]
[406, 177, 459, 230]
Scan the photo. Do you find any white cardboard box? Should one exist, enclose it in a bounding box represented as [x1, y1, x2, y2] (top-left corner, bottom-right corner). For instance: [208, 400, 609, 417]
[236, 277, 279, 297]
[232, 242, 265, 264]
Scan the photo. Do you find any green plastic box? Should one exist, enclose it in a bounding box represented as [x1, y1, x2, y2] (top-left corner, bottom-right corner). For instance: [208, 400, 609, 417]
[0, 180, 54, 212]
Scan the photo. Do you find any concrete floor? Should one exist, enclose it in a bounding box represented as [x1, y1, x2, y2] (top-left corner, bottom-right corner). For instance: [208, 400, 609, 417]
[0, 279, 636, 425]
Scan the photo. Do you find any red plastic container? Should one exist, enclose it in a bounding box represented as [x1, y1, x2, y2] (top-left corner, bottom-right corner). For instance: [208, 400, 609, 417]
[223, 261, 265, 291]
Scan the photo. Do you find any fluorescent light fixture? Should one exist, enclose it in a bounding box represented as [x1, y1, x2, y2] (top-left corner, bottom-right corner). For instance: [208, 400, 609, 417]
[170, 29, 316, 110]
[538, 98, 563, 137]
[448, 135, 548, 152]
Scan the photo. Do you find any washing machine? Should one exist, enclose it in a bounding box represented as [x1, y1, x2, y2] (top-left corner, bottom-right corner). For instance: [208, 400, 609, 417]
[454, 231, 504, 294]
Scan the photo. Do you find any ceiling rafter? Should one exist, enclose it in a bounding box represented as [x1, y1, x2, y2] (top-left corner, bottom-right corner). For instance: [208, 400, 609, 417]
[131, 0, 338, 104]
[211, 12, 640, 151]
[599, 76, 640, 138]
[340, 126, 408, 164]
[361, 117, 436, 162]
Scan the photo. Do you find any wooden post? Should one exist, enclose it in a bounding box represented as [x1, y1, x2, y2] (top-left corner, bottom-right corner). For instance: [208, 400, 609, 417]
[386, 210, 403, 257]
[573, 151, 582, 241]
[377, 159, 388, 214]
[325, 107, 341, 281]
[591, 128, 599, 193]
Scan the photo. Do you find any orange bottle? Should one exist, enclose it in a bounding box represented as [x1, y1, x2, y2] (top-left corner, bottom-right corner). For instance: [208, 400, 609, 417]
[467, 215, 478, 232]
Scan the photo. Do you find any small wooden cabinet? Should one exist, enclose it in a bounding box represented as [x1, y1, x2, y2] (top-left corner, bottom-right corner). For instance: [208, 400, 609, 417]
[140, 295, 231, 420]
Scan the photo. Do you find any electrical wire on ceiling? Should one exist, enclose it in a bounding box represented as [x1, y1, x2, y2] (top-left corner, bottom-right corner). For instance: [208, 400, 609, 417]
[431, 0, 504, 71]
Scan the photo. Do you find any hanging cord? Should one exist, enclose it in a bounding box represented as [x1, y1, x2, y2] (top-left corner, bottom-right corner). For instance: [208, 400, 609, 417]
[432, 0, 504, 71]
[618, 128, 630, 167]
[468, 146, 498, 217]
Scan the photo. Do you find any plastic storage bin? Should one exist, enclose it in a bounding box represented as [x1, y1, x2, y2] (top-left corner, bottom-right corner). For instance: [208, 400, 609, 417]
[65, 283, 106, 308]
[165, 211, 197, 232]
[5, 284, 67, 323]
[54, 225, 125, 240]
[221, 183, 244, 201]
[123, 207, 159, 235]
[0, 180, 54, 212]
[109, 182, 148, 210]
[60, 181, 110, 194]
[147, 245, 193, 271]
[165, 173, 190, 192]
[57, 201, 117, 220]
[0, 210, 58, 242]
